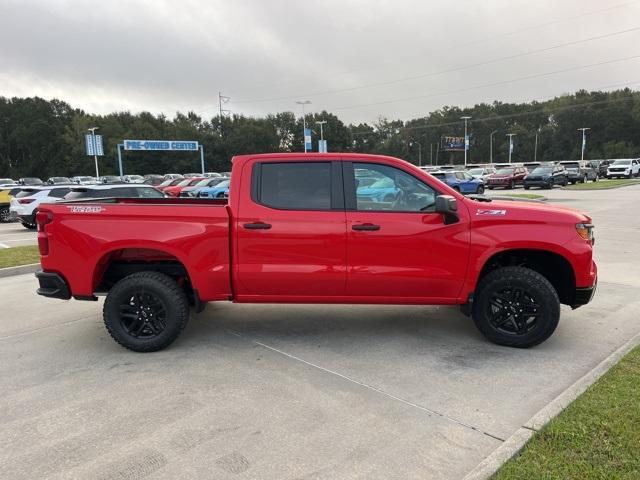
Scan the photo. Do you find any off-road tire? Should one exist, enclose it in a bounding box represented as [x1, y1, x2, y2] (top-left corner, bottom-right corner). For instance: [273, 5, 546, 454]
[472, 266, 560, 348]
[103, 271, 189, 352]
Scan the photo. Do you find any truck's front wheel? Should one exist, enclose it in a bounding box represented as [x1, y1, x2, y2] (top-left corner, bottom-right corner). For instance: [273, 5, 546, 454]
[103, 271, 189, 352]
[472, 266, 560, 348]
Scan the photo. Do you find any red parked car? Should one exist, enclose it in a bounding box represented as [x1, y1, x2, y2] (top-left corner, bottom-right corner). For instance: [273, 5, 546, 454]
[156, 178, 183, 192]
[486, 166, 528, 189]
[35, 153, 597, 352]
[163, 177, 206, 197]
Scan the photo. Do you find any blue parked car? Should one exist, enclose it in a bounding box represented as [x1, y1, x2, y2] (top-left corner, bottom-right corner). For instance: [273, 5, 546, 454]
[197, 179, 230, 199]
[431, 170, 485, 194]
[356, 177, 400, 203]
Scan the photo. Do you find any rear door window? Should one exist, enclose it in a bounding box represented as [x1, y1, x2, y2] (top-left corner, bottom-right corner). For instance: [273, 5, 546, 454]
[253, 162, 333, 210]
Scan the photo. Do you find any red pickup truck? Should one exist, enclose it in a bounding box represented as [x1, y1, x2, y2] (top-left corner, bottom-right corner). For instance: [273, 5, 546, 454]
[34, 153, 597, 352]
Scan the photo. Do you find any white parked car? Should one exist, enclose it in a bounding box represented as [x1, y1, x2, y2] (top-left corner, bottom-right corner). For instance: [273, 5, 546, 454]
[122, 175, 145, 183]
[71, 176, 99, 185]
[9, 186, 72, 229]
[467, 167, 496, 182]
[606, 159, 640, 178]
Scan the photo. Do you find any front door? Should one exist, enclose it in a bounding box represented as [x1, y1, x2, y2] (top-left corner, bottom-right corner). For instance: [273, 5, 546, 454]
[235, 160, 347, 299]
[345, 161, 470, 301]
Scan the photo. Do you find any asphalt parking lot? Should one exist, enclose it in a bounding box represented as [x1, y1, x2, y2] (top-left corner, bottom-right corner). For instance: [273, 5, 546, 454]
[1, 185, 639, 479]
[0, 222, 36, 248]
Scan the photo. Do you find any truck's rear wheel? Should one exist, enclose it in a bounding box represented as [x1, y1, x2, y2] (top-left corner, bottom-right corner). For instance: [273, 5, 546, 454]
[472, 266, 560, 348]
[103, 271, 189, 352]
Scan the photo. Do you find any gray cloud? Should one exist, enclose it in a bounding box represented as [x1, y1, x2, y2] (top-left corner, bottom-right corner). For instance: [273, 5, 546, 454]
[1, 0, 639, 123]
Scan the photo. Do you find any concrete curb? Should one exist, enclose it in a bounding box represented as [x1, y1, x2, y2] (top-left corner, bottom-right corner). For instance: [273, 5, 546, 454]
[463, 330, 640, 480]
[0, 263, 40, 279]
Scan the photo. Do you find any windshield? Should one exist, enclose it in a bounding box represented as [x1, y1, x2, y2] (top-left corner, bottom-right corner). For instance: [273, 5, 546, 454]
[468, 168, 483, 175]
[495, 168, 515, 174]
[176, 179, 192, 187]
[612, 160, 631, 165]
[531, 167, 553, 174]
[215, 180, 230, 188]
[369, 178, 394, 188]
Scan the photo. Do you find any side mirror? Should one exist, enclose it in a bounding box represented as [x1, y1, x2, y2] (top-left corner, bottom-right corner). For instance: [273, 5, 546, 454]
[435, 195, 459, 225]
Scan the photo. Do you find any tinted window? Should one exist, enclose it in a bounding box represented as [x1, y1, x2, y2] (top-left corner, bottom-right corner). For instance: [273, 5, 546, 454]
[256, 162, 331, 210]
[134, 187, 164, 198]
[49, 188, 70, 198]
[16, 189, 38, 198]
[354, 163, 437, 213]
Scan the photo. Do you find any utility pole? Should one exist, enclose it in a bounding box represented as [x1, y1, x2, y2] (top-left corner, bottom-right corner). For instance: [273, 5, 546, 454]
[578, 127, 591, 161]
[534, 127, 540, 162]
[295, 100, 312, 153]
[409, 141, 422, 166]
[87, 126, 100, 178]
[506, 133, 517, 163]
[218, 92, 231, 118]
[490, 130, 498, 163]
[218, 92, 231, 136]
[461, 116, 471, 166]
[430, 143, 433, 165]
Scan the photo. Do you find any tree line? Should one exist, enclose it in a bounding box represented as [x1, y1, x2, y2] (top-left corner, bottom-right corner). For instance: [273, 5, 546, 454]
[1, 88, 639, 178]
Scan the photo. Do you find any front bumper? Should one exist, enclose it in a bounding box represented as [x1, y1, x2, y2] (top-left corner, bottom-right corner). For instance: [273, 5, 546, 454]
[35, 271, 71, 300]
[524, 179, 551, 187]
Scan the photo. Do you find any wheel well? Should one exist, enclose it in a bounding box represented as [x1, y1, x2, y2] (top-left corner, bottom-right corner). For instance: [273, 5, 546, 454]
[94, 248, 198, 306]
[478, 249, 576, 305]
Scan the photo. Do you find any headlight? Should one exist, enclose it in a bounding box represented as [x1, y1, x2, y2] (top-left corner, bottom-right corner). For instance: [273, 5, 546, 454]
[576, 223, 595, 244]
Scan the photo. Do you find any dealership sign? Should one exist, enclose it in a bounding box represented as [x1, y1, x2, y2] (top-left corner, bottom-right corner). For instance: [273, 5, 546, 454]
[441, 135, 465, 152]
[123, 140, 199, 151]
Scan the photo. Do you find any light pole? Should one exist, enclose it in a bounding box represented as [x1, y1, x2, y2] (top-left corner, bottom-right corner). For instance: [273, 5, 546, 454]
[578, 127, 591, 161]
[295, 100, 312, 153]
[461, 116, 471, 166]
[506, 133, 517, 163]
[490, 130, 498, 163]
[410, 141, 422, 166]
[87, 126, 100, 178]
[316, 120, 327, 153]
[534, 127, 541, 162]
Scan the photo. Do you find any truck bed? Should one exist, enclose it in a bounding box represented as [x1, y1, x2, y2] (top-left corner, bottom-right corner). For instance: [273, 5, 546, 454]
[38, 199, 232, 301]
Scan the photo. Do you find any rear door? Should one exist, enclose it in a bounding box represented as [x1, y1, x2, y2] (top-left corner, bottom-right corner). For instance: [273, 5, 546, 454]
[344, 161, 470, 300]
[235, 160, 347, 298]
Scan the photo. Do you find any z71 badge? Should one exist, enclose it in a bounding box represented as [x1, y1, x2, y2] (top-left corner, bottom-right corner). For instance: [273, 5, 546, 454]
[67, 205, 104, 213]
[476, 209, 507, 216]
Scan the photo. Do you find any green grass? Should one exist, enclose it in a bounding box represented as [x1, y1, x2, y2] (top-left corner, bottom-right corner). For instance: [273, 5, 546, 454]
[565, 178, 640, 190]
[0, 245, 40, 268]
[493, 345, 640, 480]
[495, 193, 546, 200]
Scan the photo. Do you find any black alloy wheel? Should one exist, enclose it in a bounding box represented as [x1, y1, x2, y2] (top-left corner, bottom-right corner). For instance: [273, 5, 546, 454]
[485, 287, 540, 336]
[0, 207, 10, 223]
[118, 291, 168, 339]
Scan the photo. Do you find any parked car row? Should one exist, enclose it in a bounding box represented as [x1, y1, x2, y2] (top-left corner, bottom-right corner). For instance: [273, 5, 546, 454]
[418, 158, 640, 190]
[8, 184, 166, 228]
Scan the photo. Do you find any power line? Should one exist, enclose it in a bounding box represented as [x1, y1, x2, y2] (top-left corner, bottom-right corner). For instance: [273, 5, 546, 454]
[350, 90, 640, 136]
[234, 26, 640, 105]
[229, 0, 640, 98]
[330, 53, 640, 112]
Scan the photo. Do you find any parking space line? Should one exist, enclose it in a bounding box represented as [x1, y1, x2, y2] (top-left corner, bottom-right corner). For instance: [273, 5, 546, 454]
[0, 238, 37, 243]
[228, 329, 505, 442]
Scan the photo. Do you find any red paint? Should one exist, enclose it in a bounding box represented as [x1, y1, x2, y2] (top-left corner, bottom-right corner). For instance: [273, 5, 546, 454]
[37, 153, 597, 306]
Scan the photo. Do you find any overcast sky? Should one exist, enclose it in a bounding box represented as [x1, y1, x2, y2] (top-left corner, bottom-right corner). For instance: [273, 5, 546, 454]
[1, 0, 640, 123]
